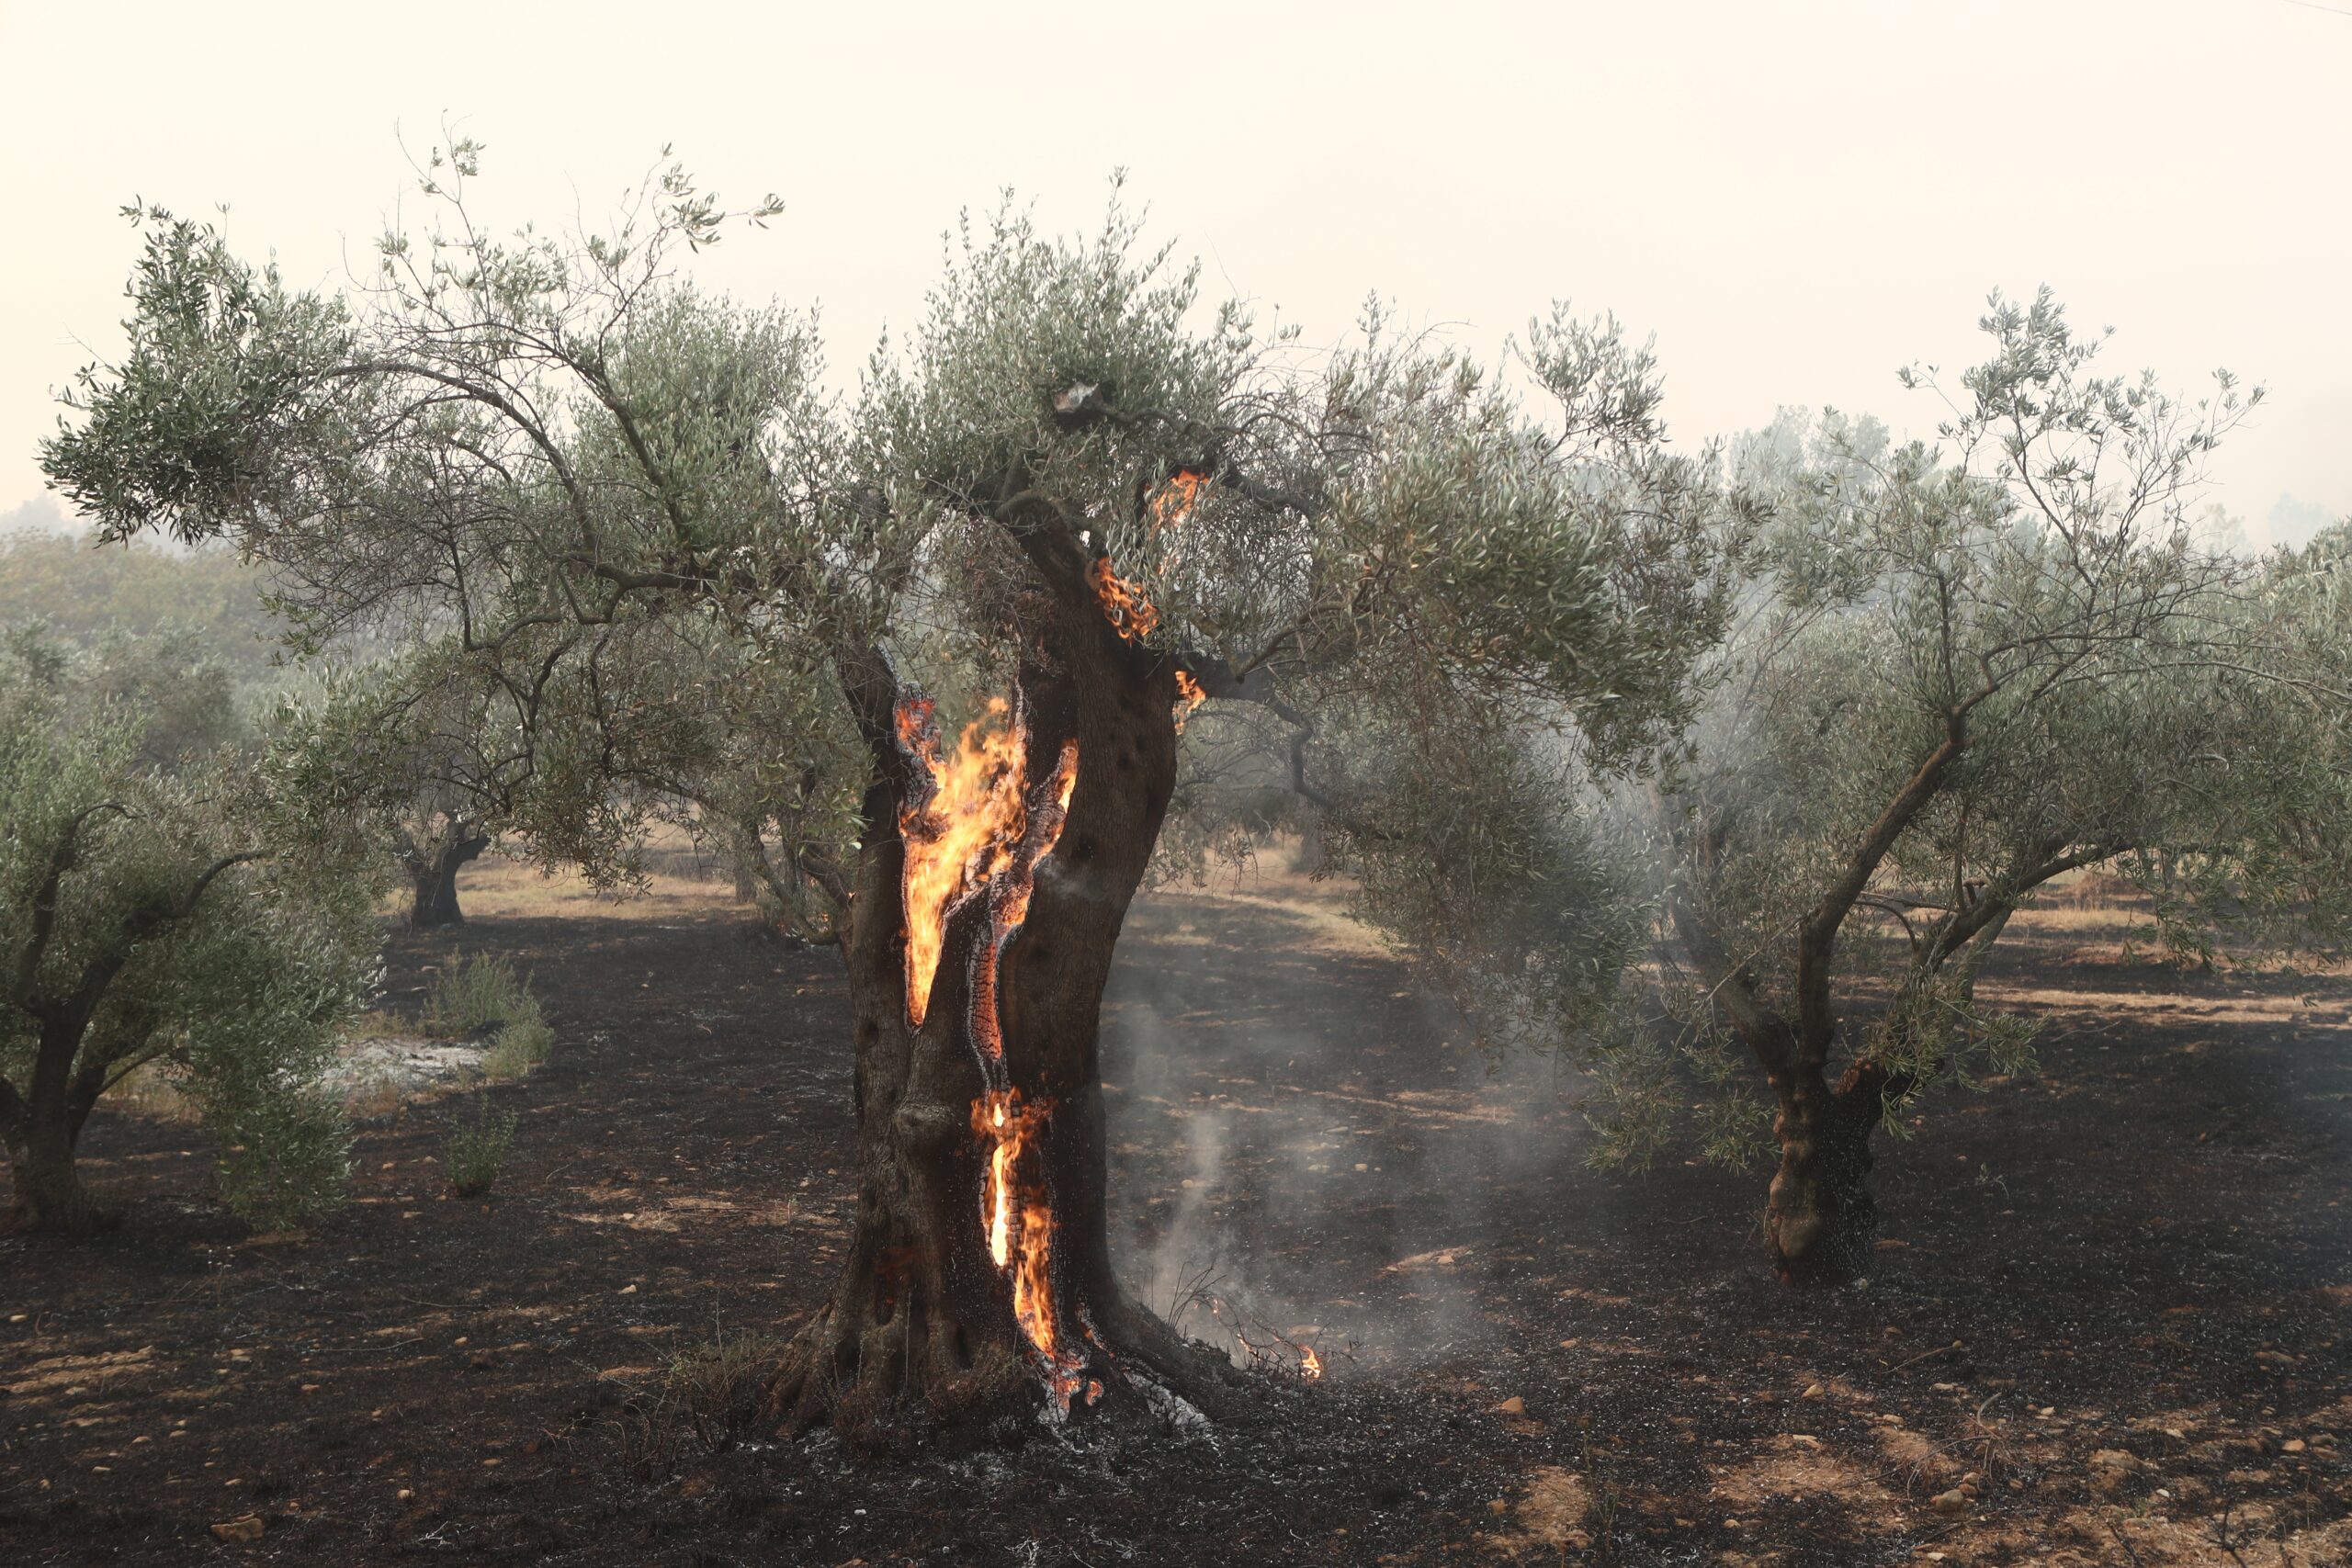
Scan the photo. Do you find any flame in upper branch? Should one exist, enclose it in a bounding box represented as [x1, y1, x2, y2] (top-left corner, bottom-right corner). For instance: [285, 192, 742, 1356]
[1151, 468, 1208, 528]
[898, 696, 1030, 1029]
[1089, 556, 1161, 642]
[1089, 471, 1207, 643]
[1171, 669, 1206, 734]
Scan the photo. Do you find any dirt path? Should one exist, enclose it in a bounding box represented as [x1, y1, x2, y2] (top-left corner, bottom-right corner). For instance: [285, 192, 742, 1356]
[3, 863, 2347, 1564]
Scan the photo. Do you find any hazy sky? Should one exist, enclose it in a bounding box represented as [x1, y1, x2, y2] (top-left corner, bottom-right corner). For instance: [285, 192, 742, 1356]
[3, 0, 2345, 545]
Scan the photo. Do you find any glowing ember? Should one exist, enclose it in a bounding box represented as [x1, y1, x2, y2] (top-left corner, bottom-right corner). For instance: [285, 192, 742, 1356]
[1171, 669, 1206, 733]
[1301, 1345, 1323, 1382]
[898, 692, 1089, 1409]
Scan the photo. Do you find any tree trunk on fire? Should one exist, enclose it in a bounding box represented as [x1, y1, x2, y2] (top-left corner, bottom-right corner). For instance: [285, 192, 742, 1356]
[764, 613, 1236, 1446]
[407, 833, 489, 929]
[1765, 1060, 1898, 1286]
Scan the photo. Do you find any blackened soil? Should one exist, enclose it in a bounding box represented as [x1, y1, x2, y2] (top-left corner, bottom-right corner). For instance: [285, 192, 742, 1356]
[2, 875, 2347, 1566]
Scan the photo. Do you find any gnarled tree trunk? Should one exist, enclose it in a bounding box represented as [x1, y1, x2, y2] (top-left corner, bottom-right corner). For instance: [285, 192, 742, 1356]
[4, 1031, 114, 1235]
[407, 831, 490, 929]
[1765, 1059, 1898, 1286]
[765, 613, 1232, 1446]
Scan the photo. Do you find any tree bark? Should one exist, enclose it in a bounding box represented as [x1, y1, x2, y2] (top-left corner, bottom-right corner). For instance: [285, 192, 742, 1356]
[407, 833, 489, 929]
[1765, 1060, 1898, 1287]
[764, 615, 1233, 1447]
[3, 1053, 112, 1235]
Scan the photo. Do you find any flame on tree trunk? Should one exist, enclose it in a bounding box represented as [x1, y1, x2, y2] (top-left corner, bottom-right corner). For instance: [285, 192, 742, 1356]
[900, 692, 1091, 1409]
[765, 597, 1231, 1444]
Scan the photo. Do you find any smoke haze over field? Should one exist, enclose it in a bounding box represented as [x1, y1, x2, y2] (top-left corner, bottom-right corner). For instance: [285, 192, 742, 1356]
[3, 1, 2347, 546]
[1102, 868, 1592, 1372]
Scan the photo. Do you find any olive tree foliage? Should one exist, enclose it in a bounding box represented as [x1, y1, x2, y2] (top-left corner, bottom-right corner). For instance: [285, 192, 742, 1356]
[0, 641, 380, 1232]
[0, 622, 245, 771]
[1139, 299, 1742, 1043]
[1568, 291, 2352, 1281]
[44, 149, 869, 908]
[41, 145, 1731, 964]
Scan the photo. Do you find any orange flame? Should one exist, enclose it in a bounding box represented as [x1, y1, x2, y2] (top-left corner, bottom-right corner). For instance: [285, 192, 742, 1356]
[1171, 669, 1206, 734]
[898, 693, 1089, 1408]
[1150, 468, 1208, 528]
[972, 1088, 1071, 1373]
[1089, 556, 1161, 643]
[1301, 1345, 1324, 1382]
[1088, 470, 1206, 642]
[898, 697, 1030, 1030]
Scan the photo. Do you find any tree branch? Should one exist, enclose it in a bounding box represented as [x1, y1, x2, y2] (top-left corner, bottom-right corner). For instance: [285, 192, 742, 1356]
[12, 802, 130, 1020]
[1794, 699, 1982, 1062]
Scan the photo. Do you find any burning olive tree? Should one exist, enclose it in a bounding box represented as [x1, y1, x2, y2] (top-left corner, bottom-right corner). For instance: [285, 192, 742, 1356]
[1576, 293, 2352, 1285]
[42, 150, 1733, 1438]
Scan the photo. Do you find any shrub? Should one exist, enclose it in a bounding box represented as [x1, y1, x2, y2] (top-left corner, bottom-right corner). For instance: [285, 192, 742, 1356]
[423, 953, 553, 1081]
[442, 1100, 517, 1197]
[480, 1014, 553, 1080]
[665, 1330, 787, 1442]
[214, 1088, 352, 1229]
[424, 953, 539, 1038]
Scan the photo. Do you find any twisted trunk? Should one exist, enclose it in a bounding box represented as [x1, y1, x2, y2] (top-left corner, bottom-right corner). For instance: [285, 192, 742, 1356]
[765, 618, 1232, 1446]
[1765, 1059, 1900, 1286]
[407, 832, 490, 929]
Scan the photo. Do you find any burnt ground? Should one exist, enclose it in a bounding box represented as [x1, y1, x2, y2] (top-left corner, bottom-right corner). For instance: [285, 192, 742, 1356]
[2, 861, 2348, 1567]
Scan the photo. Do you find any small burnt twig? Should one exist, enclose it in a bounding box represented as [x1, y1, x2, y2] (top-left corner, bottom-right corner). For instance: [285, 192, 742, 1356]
[2205, 1502, 2256, 1568]
[2107, 1519, 2151, 1568]
[1200, 1290, 1330, 1382]
[1886, 1338, 1965, 1374]
[1163, 1258, 1226, 1336]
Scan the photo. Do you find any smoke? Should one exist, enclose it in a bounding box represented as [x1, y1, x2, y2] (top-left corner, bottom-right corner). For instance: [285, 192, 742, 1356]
[1099, 861, 1593, 1376]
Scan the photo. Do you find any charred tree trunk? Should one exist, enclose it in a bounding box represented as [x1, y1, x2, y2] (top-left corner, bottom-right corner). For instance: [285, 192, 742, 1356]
[765, 612, 1233, 1446]
[1765, 1059, 1900, 1286]
[407, 832, 489, 929]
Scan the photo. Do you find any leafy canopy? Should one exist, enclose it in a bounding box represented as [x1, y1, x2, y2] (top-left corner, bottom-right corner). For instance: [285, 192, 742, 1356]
[43, 147, 1738, 975]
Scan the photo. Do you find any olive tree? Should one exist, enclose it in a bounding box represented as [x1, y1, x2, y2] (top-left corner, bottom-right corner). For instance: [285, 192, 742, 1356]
[42, 150, 1732, 1437]
[0, 645, 380, 1232]
[311, 670, 506, 928]
[1576, 293, 2352, 1284]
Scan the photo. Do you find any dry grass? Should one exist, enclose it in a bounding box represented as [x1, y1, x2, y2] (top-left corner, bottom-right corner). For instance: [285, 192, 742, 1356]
[444, 829, 744, 924]
[105, 1061, 202, 1124]
[1146, 846, 1388, 958]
